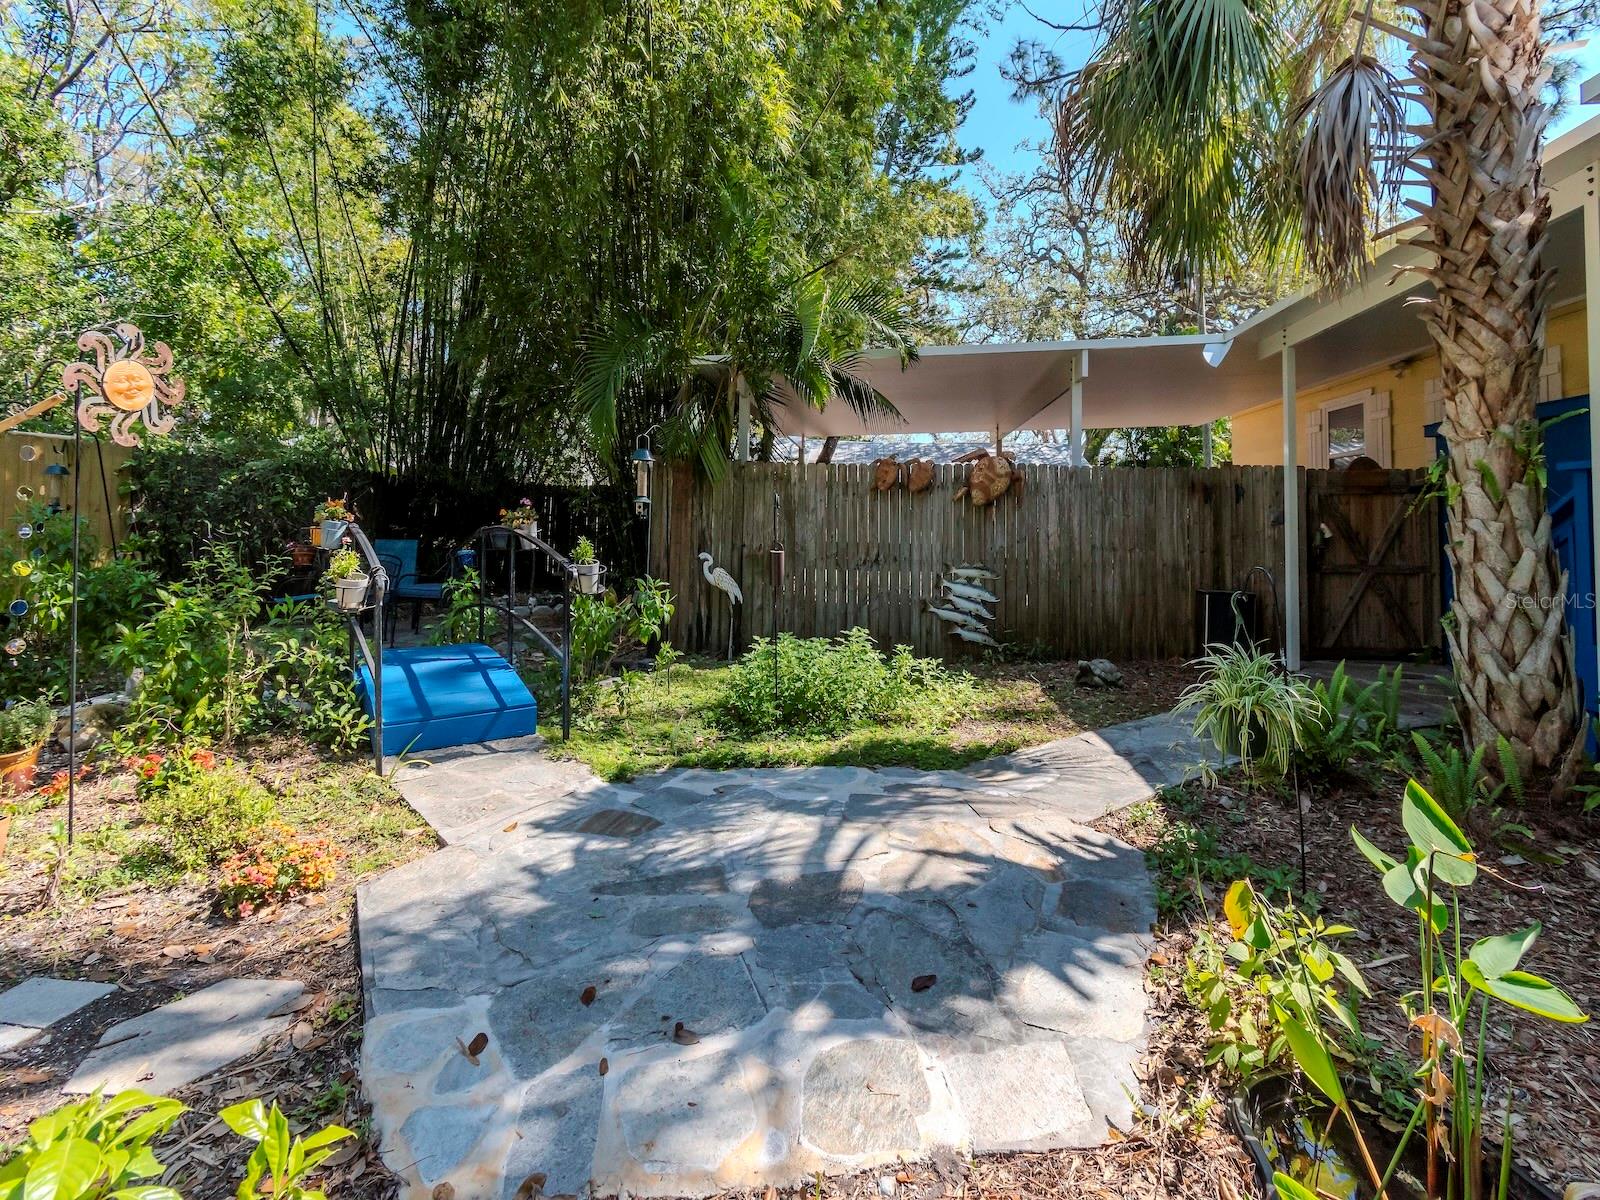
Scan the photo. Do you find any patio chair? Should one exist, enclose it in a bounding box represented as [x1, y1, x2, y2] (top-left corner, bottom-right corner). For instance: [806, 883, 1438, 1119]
[373, 538, 450, 645]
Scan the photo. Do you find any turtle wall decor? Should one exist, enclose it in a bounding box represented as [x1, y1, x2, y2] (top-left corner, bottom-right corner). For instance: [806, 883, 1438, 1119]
[951, 449, 1021, 506]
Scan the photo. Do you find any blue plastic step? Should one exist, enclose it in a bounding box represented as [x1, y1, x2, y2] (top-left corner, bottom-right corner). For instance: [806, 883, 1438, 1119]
[354, 643, 538, 755]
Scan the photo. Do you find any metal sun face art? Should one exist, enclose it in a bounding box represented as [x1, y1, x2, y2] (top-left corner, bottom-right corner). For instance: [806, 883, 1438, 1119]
[66, 324, 184, 447]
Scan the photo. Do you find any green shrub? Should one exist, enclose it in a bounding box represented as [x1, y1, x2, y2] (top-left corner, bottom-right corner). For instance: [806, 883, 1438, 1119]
[561, 577, 675, 691]
[0, 504, 157, 699]
[112, 545, 369, 751]
[0, 698, 54, 755]
[142, 757, 277, 869]
[126, 428, 347, 578]
[714, 628, 974, 736]
[1179, 642, 1313, 777]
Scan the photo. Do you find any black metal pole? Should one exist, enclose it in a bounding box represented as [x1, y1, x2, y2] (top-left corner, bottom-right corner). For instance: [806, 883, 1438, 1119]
[476, 529, 486, 644]
[65, 387, 82, 846]
[507, 533, 517, 665]
[561, 571, 572, 740]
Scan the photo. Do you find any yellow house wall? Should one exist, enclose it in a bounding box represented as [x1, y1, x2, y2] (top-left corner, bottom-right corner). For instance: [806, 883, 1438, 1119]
[1230, 302, 1590, 467]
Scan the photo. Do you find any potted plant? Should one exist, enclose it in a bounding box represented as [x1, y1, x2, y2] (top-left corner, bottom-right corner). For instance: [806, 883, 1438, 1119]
[1178, 642, 1313, 777]
[288, 541, 315, 568]
[0, 697, 55, 796]
[500, 498, 539, 541]
[313, 498, 354, 548]
[570, 536, 605, 596]
[326, 547, 370, 612]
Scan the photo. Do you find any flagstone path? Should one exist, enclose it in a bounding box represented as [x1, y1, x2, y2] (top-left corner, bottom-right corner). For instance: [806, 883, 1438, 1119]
[359, 713, 1223, 1199]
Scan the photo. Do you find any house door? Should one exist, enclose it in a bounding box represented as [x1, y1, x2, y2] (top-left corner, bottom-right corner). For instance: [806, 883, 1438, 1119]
[1305, 468, 1443, 659]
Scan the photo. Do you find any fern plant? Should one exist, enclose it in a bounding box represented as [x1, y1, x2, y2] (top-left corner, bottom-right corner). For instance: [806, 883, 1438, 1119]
[1179, 643, 1312, 778]
[1408, 730, 1489, 820]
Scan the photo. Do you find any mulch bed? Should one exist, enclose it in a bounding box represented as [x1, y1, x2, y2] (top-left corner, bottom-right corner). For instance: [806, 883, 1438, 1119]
[0, 749, 435, 1198]
[1104, 769, 1600, 1191]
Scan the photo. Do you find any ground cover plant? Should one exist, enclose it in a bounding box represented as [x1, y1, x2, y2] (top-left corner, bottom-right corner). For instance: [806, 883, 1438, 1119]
[555, 648, 1196, 779]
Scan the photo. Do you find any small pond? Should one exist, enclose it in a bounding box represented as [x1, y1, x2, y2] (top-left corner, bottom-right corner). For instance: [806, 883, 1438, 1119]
[1229, 1075, 1559, 1200]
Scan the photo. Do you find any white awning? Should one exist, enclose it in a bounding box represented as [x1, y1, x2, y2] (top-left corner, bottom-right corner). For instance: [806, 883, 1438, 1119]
[769, 109, 1599, 440]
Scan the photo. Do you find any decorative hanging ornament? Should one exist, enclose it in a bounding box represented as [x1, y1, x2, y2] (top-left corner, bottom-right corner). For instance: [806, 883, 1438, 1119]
[16, 524, 30, 539]
[11, 561, 31, 577]
[9, 599, 27, 617]
[66, 323, 184, 447]
[4, 638, 23, 657]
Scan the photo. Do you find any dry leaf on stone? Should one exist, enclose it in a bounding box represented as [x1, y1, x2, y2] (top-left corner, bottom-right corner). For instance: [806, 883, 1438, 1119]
[910, 974, 936, 993]
[289, 1021, 315, 1050]
[467, 1031, 489, 1058]
[432, 1185, 455, 1200]
[512, 1173, 546, 1200]
[12, 1069, 53, 1084]
[598, 1057, 608, 1076]
[160, 945, 187, 959]
[579, 985, 597, 1007]
[503, 822, 518, 832]
[672, 1021, 700, 1045]
[269, 993, 315, 1018]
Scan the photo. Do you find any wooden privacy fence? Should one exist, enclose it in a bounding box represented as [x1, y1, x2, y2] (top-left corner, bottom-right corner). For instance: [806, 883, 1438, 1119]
[651, 462, 1314, 660]
[0, 431, 133, 554]
[649, 464, 1452, 668]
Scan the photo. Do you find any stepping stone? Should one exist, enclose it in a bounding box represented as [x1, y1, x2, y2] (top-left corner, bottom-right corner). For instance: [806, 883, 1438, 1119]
[941, 1041, 1096, 1152]
[748, 870, 864, 928]
[614, 1049, 758, 1173]
[63, 978, 304, 1095]
[0, 977, 116, 1052]
[800, 1038, 931, 1156]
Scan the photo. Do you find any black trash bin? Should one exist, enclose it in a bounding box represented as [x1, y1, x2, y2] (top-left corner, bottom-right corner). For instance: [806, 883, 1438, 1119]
[1194, 589, 1258, 654]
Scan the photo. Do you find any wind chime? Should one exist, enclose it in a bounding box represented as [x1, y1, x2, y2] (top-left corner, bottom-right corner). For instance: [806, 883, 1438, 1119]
[4, 324, 184, 842]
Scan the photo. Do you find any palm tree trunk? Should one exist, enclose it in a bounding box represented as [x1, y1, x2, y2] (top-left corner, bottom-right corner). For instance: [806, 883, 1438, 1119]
[1407, 0, 1584, 781]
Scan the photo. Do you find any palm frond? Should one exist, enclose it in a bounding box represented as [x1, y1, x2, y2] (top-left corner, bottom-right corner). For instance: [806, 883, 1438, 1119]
[1295, 53, 1405, 284]
[1057, 0, 1284, 276]
[574, 319, 675, 456]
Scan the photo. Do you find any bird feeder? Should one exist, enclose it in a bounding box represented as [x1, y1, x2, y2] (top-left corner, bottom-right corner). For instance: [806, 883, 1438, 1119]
[43, 462, 69, 511]
[631, 435, 654, 519]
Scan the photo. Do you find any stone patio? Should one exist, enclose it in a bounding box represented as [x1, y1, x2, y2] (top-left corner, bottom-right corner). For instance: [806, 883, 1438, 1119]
[358, 713, 1221, 1199]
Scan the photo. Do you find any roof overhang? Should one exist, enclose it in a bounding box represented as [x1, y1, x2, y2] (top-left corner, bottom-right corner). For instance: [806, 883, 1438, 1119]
[767, 110, 1600, 440]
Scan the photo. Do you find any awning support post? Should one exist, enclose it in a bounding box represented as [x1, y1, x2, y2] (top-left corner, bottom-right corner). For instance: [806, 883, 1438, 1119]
[1282, 337, 1301, 671]
[1585, 162, 1600, 701]
[1201, 423, 1214, 467]
[735, 372, 752, 463]
[1069, 351, 1087, 468]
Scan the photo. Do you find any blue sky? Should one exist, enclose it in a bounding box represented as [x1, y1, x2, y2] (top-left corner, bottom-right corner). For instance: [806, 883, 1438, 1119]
[953, 5, 1600, 207]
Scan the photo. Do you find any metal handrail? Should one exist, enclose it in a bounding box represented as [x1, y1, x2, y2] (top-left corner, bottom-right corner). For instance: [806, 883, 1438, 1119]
[325, 520, 388, 771]
[472, 524, 573, 739]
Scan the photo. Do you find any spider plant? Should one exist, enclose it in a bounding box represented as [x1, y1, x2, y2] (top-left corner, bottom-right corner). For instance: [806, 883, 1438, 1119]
[1179, 642, 1312, 778]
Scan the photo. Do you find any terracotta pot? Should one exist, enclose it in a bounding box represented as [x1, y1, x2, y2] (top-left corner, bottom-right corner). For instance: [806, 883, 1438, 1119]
[290, 543, 315, 568]
[0, 742, 42, 795]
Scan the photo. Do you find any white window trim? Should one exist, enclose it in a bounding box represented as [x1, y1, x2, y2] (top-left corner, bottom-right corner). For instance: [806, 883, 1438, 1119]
[1304, 388, 1391, 468]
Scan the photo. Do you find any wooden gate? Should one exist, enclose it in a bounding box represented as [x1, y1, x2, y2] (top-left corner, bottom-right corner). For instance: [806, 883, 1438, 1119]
[1305, 468, 1442, 659]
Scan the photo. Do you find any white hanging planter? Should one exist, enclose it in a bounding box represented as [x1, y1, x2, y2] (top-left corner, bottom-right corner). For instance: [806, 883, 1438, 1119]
[333, 572, 370, 612]
[515, 520, 539, 542]
[572, 563, 605, 596]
